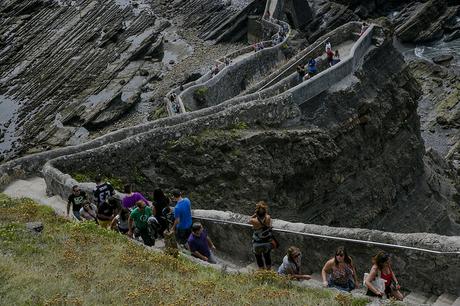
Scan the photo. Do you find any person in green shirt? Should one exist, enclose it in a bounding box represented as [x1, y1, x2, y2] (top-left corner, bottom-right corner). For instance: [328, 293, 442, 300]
[128, 200, 156, 246]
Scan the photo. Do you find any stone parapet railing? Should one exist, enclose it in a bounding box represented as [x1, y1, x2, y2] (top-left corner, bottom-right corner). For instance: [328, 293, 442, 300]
[193, 210, 460, 296]
[0, 22, 371, 192]
[287, 25, 374, 105]
[41, 92, 300, 199]
[252, 21, 362, 93]
[165, 17, 290, 116]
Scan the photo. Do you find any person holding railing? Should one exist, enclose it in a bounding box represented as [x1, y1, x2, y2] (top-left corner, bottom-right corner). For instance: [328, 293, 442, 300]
[321, 246, 358, 292]
[278, 246, 311, 281]
[365, 252, 403, 300]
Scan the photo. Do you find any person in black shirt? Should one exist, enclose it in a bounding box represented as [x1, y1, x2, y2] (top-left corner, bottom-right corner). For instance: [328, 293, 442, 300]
[97, 198, 119, 229]
[93, 175, 115, 207]
[67, 185, 87, 220]
[153, 188, 170, 237]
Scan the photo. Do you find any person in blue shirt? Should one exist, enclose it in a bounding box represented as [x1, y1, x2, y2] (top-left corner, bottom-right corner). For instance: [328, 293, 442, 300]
[187, 222, 217, 263]
[171, 189, 192, 245]
[305, 58, 317, 79]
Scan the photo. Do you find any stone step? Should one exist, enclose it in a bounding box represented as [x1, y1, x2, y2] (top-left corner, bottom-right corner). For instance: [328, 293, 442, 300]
[433, 293, 458, 306]
[452, 297, 460, 306]
[404, 291, 434, 305]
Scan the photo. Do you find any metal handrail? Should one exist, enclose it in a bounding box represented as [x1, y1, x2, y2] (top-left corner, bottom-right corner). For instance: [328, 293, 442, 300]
[194, 216, 460, 255]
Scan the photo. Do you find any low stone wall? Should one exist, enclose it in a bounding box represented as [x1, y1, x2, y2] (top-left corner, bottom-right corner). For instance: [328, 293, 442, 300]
[193, 210, 460, 296]
[248, 21, 362, 93]
[42, 92, 300, 199]
[286, 25, 374, 105]
[176, 19, 290, 113]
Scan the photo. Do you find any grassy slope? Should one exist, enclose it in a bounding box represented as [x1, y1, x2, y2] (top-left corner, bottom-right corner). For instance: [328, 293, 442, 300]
[0, 194, 369, 306]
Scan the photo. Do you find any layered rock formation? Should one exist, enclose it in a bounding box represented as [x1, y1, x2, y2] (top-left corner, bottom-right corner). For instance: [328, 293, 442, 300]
[0, 0, 168, 159]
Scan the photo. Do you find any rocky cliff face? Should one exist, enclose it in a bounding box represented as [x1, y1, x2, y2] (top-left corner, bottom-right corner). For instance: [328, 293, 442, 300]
[307, 0, 460, 44]
[0, 0, 167, 160]
[58, 32, 459, 234]
[138, 37, 460, 234]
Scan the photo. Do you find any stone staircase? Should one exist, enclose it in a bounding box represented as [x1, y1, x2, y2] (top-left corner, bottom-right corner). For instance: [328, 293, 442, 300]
[304, 273, 460, 306]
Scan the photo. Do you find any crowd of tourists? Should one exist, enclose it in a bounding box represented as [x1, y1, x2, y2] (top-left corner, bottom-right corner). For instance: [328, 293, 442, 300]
[67, 177, 403, 300]
[67, 176, 216, 262]
[249, 201, 404, 300]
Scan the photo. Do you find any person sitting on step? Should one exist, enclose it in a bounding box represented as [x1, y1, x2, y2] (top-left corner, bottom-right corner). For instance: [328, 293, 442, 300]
[278, 246, 311, 281]
[97, 198, 118, 228]
[321, 246, 358, 292]
[79, 201, 98, 223]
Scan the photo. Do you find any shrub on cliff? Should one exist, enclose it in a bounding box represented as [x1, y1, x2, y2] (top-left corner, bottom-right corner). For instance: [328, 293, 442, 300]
[193, 86, 208, 105]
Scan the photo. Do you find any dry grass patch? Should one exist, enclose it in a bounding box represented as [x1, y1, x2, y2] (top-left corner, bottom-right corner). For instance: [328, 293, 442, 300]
[0, 194, 369, 305]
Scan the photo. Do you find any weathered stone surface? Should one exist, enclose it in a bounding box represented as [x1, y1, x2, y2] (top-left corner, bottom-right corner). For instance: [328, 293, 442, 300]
[42, 31, 460, 235]
[26, 221, 44, 233]
[432, 54, 454, 64]
[393, 0, 459, 43]
[445, 29, 460, 42]
[192, 209, 460, 296]
[0, 0, 165, 157]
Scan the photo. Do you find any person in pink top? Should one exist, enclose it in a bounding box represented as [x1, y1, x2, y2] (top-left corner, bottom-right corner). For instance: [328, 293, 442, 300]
[122, 184, 150, 210]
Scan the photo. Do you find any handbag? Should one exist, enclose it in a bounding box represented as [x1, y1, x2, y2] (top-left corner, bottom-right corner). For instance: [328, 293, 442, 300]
[363, 272, 385, 293]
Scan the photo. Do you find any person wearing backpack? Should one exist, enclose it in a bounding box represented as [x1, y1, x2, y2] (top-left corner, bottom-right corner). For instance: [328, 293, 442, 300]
[249, 201, 274, 270]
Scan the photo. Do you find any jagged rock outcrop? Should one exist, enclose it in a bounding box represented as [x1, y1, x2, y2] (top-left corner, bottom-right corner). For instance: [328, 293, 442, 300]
[395, 0, 459, 44]
[0, 0, 166, 159]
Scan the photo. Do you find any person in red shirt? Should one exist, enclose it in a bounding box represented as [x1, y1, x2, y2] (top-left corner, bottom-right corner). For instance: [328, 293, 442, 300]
[326, 47, 334, 67]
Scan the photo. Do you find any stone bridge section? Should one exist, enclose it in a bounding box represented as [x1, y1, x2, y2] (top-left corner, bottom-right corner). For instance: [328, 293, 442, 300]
[192, 210, 460, 297]
[165, 17, 290, 116]
[0, 21, 374, 192]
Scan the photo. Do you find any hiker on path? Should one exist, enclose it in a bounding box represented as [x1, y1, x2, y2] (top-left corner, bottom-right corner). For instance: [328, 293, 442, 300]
[97, 198, 118, 228]
[171, 190, 192, 246]
[278, 246, 311, 280]
[67, 185, 87, 220]
[93, 175, 115, 208]
[332, 50, 341, 65]
[122, 184, 150, 210]
[296, 64, 306, 82]
[111, 207, 130, 234]
[321, 246, 358, 292]
[128, 200, 157, 246]
[187, 222, 217, 264]
[325, 41, 332, 52]
[326, 47, 334, 67]
[365, 252, 403, 300]
[152, 188, 171, 237]
[304, 58, 317, 80]
[249, 201, 273, 270]
[79, 201, 98, 223]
